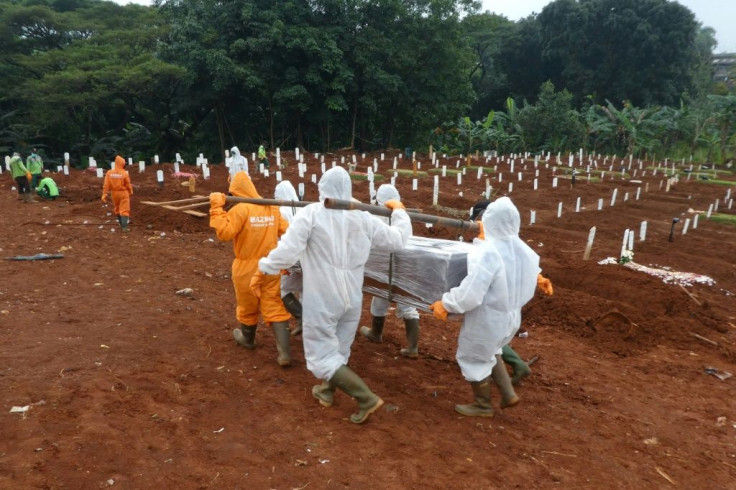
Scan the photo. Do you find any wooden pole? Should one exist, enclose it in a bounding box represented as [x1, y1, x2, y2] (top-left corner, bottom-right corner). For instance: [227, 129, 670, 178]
[323, 198, 479, 232]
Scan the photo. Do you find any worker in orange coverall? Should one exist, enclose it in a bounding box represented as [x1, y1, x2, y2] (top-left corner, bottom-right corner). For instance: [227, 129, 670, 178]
[209, 171, 293, 367]
[101, 155, 133, 232]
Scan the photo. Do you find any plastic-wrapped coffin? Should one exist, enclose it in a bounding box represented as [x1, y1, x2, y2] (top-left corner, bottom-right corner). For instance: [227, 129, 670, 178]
[363, 236, 474, 311]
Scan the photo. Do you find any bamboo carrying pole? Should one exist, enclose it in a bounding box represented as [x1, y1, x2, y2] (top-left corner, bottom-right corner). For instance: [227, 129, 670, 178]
[154, 195, 475, 231]
[323, 198, 479, 232]
[221, 196, 478, 231]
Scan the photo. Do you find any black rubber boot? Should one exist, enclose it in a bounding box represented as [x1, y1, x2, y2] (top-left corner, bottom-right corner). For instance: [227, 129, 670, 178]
[330, 365, 384, 424]
[502, 345, 532, 385]
[400, 318, 420, 359]
[271, 321, 292, 367]
[454, 376, 494, 417]
[359, 316, 385, 343]
[312, 380, 337, 407]
[233, 324, 257, 349]
[491, 354, 519, 408]
[282, 293, 303, 336]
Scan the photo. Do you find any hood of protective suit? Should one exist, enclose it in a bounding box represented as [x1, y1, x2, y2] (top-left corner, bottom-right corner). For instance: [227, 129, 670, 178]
[375, 184, 400, 206]
[275, 180, 298, 201]
[229, 171, 261, 198]
[231, 146, 241, 158]
[114, 155, 125, 170]
[318, 166, 352, 202]
[482, 197, 520, 240]
[10, 155, 22, 165]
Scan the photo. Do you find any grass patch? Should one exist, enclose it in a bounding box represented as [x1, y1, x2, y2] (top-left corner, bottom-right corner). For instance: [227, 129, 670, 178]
[692, 179, 736, 186]
[389, 169, 429, 178]
[428, 167, 462, 176]
[709, 213, 736, 225]
[466, 165, 496, 174]
[350, 172, 385, 181]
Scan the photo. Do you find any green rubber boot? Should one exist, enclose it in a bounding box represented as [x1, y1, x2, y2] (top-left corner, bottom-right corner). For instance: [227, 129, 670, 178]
[312, 380, 337, 407]
[330, 365, 384, 424]
[492, 354, 519, 408]
[454, 376, 494, 417]
[502, 345, 532, 385]
[400, 318, 419, 359]
[271, 321, 292, 367]
[120, 216, 130, 233]
[233, 324, 257, 349]
[359, 316, 385, 343]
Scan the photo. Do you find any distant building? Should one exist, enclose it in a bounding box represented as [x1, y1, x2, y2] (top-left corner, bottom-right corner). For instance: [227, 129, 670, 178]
[713, 53, 736, 82]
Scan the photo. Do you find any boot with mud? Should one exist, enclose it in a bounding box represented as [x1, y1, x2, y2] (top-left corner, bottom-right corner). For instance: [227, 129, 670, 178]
[359, 316, 385, 343]
[329, 365, 384, 424]
[312, 379, 337, 407]
[502, 345, 532, 385]
[454, 376, 494, 417]
[492, 354, 519, 409]
[399, 318, 419, 359]
[120, 216, 130, 233]
[233, 324, 257, 349]
[281, 293, 303, 336]
[271, 321, 292, 367]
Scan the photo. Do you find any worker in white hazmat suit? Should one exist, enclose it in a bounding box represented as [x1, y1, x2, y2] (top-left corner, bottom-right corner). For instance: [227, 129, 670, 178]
[274, 180, 304, 335]
[472, 197, 542, 410]
[257, 166, 412, 424]
[229, 146, 248, 177]
[359, 184, 421, 358]
[429, 218, 511, 417]
[483, 197, 540, 400]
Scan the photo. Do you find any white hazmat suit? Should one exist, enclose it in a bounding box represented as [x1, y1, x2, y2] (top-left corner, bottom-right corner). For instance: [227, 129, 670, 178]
[369, 184, 419, 320]
[229, 146, 248, 177]
[441, 232, 510, 382]
[484, 197, 540, 343]
[274, 180, 303, 297]
[259, 167, 412, 380]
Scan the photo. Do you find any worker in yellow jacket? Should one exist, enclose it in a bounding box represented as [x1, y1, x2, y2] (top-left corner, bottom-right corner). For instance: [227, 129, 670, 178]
[209, 171, 292, 367]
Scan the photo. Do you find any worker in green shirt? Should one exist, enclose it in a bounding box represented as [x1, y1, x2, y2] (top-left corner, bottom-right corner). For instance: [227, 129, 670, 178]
[36, 176, 59, 200]
[26, 148, 44, 187]
[9, 153, 34, 203]
[258, 141, 269, 168]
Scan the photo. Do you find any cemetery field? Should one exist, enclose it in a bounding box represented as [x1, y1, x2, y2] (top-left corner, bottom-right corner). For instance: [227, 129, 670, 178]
[1, 151, 735, 488]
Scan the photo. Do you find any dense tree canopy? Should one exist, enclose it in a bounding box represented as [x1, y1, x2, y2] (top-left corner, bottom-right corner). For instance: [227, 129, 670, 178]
[0, 0, 732, 165]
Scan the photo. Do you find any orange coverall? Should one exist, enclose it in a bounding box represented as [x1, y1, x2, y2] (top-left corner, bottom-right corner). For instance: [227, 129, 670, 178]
[210, 172, 291, 326]
[102, 156, 133, 217]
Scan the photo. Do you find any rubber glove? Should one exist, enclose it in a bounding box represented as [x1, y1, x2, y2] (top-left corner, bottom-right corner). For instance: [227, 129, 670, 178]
[250, 270, 265, 298]
[101, 193, 107, 203]
[430, 300, 448, 321]
[384, 199, 405, 210]
[210, 192, 226, 209]
[26, 172, 31, 181]
[476, 222, 485, 241]
[537, 274, 554, 295]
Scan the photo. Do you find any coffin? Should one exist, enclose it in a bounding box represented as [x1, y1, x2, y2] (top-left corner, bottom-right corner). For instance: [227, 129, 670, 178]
[363, 236, 474, 310]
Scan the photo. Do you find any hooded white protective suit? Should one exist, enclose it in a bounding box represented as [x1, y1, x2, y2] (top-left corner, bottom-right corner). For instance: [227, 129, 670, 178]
[274, 180, 303, 295]
[484, 197, 540, 341]
[369, 184, 419, 320]
[440, 214, 512, 382]
[274, 180, 300, 224]
[259, 167, 412, 380]
[229, 146, 248, 176]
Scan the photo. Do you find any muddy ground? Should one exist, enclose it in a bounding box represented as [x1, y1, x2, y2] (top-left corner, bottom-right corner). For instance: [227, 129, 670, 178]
[1, 150, 735, 489]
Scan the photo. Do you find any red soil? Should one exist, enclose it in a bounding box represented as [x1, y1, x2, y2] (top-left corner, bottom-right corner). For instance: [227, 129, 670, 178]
[1, 151, 734, 488]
